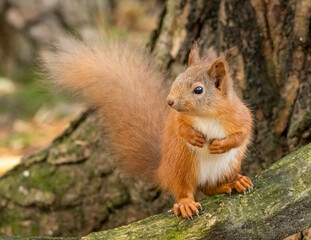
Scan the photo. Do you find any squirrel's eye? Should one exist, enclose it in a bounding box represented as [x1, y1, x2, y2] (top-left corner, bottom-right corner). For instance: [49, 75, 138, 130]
[193, 86, 203, 94]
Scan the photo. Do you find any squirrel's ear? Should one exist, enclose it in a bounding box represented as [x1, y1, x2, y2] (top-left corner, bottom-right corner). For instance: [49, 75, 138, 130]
[188, 44, 200, 66]
[208, 59, 227, 89]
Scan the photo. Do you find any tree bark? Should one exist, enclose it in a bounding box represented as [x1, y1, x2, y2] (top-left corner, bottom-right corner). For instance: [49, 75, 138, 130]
[1, 143, 311, 239]
[0, 0, 310, 237]
[0, 110, 173, 237]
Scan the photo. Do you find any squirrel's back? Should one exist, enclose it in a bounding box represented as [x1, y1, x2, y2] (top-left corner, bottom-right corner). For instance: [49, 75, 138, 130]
[41, 37, 169, 181]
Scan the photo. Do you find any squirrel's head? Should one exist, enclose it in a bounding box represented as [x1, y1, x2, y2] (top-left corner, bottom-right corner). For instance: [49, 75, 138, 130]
[167, 44, 233, 116]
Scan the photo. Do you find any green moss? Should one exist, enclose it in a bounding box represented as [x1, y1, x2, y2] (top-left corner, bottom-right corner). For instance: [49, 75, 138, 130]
[49, 170, 72, 193]
[24, 164, 55, 191]
[22, 148, 48, 167]
[0, 162, 58, 207]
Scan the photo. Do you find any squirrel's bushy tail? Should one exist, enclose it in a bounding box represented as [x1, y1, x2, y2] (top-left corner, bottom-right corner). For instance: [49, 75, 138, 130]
[41, 37, 169, 181]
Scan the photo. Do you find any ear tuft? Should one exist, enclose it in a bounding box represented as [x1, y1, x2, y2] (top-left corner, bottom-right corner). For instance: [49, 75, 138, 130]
[188, 42, 200, 66]
[208, 59, 227, 89]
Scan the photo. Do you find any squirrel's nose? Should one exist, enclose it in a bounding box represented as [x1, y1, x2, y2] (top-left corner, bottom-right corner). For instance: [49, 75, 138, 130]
[167, 99, 174, 107]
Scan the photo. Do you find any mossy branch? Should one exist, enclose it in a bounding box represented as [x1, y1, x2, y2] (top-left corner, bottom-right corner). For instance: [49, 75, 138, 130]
[2, 143, 311, 240]
[83, 143, 311, 240]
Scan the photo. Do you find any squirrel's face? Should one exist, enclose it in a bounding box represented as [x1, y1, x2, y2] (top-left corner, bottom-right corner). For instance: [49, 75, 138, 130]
[167, 44, 232, 116]
[167, 66, 217, 115]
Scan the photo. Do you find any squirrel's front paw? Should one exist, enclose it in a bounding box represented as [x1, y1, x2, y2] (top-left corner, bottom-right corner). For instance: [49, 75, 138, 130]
[186, 130, 206, 148]
[173, 198, 202, 219]
[209, 139, 231, 154]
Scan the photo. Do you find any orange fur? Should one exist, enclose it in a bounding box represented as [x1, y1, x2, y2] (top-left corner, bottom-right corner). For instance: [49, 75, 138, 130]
[43, 38, 253, 219]
[41, 37, 169, 182]
[160, 46, 253, 218]
[156, 110, 198, 199]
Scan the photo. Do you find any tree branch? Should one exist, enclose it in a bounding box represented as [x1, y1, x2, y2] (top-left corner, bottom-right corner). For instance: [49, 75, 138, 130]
[83, 143, 311, 240]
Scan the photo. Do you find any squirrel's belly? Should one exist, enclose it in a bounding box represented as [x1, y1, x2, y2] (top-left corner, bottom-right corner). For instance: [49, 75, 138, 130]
[190, 116, 240, 187]
[194, 146, 239, 187]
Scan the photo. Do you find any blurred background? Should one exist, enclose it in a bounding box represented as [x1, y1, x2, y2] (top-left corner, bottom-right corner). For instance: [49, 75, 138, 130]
[0, 0, 164, 176]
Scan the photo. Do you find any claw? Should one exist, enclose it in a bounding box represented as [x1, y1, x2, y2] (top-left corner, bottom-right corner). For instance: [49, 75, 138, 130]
[174, 200, 201, 219]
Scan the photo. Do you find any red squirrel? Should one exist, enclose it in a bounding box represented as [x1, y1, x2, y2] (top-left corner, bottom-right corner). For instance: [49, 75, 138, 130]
[42, 38, 253, 219]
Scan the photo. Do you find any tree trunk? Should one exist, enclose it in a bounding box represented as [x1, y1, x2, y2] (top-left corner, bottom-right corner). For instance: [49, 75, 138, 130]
[0, 0, 310, 238]
[0, 110, 173, 237]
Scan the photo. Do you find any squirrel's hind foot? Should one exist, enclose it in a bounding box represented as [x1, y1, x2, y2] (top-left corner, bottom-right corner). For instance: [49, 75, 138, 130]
[232, 175, 253, 194]
[203, 174, 253, 195]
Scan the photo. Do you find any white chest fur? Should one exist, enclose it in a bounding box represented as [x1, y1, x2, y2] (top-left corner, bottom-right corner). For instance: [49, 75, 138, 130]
[189, 117, 239, 187]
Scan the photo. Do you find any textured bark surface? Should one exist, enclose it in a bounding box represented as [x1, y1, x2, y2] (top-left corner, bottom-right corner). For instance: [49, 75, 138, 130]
[0, 110, 173, 237]
[0, 0, 310, 238]
[1, 143, 311, 239]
